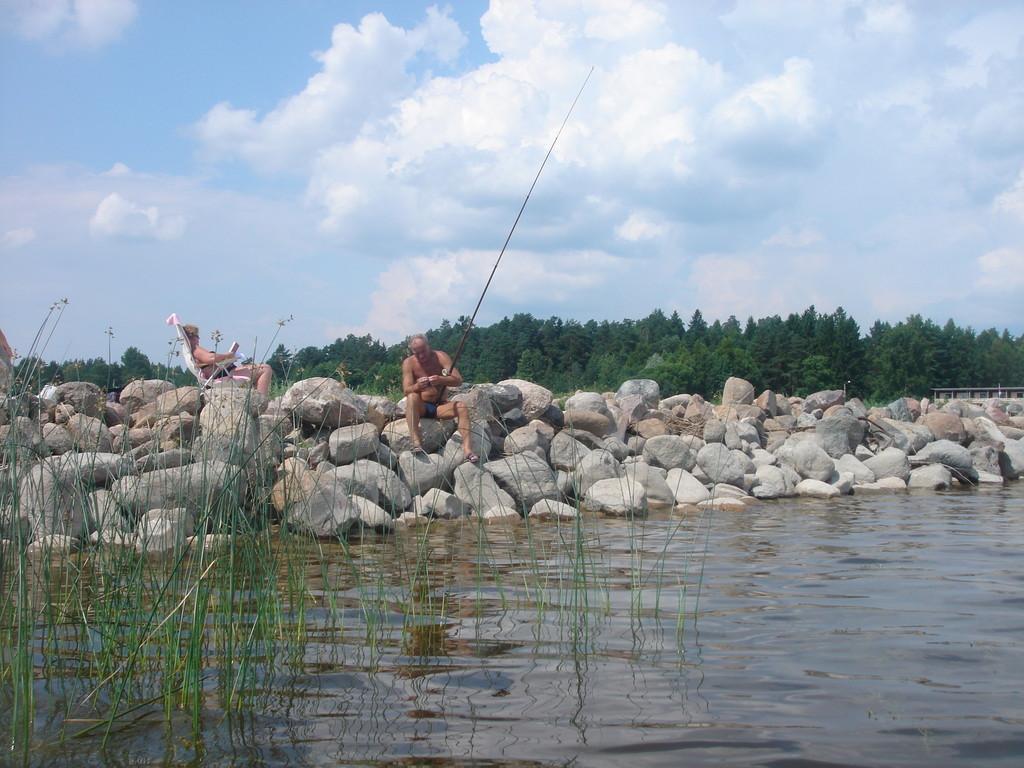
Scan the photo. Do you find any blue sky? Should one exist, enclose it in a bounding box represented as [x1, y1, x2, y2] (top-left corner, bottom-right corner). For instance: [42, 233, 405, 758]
[1, 0, 1022, 365]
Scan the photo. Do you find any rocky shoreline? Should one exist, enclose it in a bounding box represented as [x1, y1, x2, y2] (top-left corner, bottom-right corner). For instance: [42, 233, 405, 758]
[2, 374, 1023, 555]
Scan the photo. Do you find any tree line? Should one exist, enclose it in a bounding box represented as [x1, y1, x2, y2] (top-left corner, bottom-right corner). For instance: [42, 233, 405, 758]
[13, 306, 1024, 403]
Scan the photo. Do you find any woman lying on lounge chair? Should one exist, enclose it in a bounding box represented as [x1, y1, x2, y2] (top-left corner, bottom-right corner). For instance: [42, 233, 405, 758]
[181, 323, 273, 395]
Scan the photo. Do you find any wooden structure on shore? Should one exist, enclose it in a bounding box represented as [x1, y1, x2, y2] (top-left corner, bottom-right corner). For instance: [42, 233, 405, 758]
[931, 386, 1024, 400]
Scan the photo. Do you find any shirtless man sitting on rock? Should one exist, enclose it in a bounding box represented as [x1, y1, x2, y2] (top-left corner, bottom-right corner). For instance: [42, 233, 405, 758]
[402, 333, 477, 462]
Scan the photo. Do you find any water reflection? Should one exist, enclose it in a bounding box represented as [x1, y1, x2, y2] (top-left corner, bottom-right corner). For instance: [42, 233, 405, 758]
[8, 485, 1024, 766]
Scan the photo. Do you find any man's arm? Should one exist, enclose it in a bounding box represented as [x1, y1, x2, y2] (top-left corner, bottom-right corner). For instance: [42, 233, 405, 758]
[434, 352, 462, 387]
[402, 358, 421, 396]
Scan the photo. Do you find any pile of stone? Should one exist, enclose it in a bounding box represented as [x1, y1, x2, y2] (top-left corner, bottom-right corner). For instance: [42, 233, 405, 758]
[2, 373, 1022, 554]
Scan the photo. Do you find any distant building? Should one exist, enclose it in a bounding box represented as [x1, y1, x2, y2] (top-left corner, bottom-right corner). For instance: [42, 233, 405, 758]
[931, 386, 1024, 400]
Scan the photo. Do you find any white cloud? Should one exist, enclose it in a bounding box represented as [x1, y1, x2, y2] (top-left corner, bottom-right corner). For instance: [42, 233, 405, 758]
[2, 227, 35, 248]
[615, 212, 667, 241]
[975, 247, 1024, 293]
[346, 248, 624, 341]
[944, 6, 1024, 88]
[3, 0, 137, 48]
[89, 193, 186, 240]
[710, 58, 825, 150]
[193, 8, 466, 172]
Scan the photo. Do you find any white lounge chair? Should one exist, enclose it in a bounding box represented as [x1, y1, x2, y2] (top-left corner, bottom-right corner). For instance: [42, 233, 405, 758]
[165, 313, 250, 390]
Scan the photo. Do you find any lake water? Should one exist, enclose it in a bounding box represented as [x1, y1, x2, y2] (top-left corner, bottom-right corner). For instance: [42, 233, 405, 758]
[23, 483, 1024, 766]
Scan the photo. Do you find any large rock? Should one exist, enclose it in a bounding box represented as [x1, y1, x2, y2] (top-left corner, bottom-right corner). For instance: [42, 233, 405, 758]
[880, 418, 932, 455]
[721, 377, 755, 407]
[642, 434, 698, 471]
[412, 489, 468, 519]
[815, 409, 864, 458]
[795, 479, 840, 498]
[397, 450, 450, 495]
[529, 499, 579, 519]
[913, 440, 975, 479]
[786, 440, 837, 483]
[695, 443, 748, 488]
[0, 416, 47, 459]
[382, 418, 450, 454]
[920, 411, 966, 443]
[835, 454, 875, 484]
[55, 381, 103, 418]
[497, 379, 553, 420]
[666, 468, 711, 504]
[480, 383, 523, 414]
[752, 465, 790, 499]
[623, 461, 674, 507]
[119, 380, 176, 414]
[65, 413, 113, 452]
[453, 461, 516, 514]
[565, 391, 611, 414]
[615, 379, 660, 409]
[281, 378, 367, 428]
[17, 456, 92, 538]
[110, 460, 245, 516]
[583, 476, 646, 516]
[549, 430, 592, 471]
[135, 508, 195, 555]
[887, 398, 913, 422]
[334, 459, 411, 513]
[563, 409, 614, 437]
[329, 423, 380, 464]
[572, 449, 622, 495]
[484, 452, 561, 508]
[271, 459, 318, 515]
[999, 441, 1024, 480]
[284, 468, 360, 537]
[863, 447, 911, 482]
[154, 386, 201, 418]
[42, 423, 74, 454]
[969, 443, 1002, 478]
[195, 388, 259, 463]
[503, 420, 553, 459]
[803, 390, 844, 413]
[908, 464, 953, 490]
[754, 390, 779, 417]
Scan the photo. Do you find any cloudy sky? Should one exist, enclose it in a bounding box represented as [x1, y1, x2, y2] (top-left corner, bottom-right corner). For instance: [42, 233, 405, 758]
[1, 0, 1022, 364]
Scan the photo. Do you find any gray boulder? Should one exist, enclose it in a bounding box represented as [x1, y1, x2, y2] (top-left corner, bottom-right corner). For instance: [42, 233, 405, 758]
[863, 447, 911, 482]
[334, 459, 411, 513]
[529, 499, 579, 519]
[815, 410, 865, 458]
[397, 450, 450, 495]
[752, 465, 790, 499]
[17, 456, 92, 538]
[908, 464, 953, 490]
[119, 380, 176, 414]
[887, 397, 913, 422]
[583, 476, 646, 516]
[504, 420, 553, 459]
[643, 434, 698, 471]
[623, 460, 674, 507]
[329, 423, 380, 464]
[111, 460, 245, 517]
[913, 440, 975, 478]
[497, 379, 553, 420]
[795, 479, 840, 498]
[835, 454, 875, 484]
[484, 452, 561, 508]
[803, 390, 844, 413]
[615, 379, 660, 409]
[382, 418, 450, 454]
[572, 449, 622, 495]
[1000, 441, 1024, 480]
[665, 468, 710, 504]
[703, 418, 726, 444]
[454, 461, 516, 514]
[413, 489, 469, 519]
[787, 441, 837, 483]
[284, 468, 360, 537]
[65, 413, 113, 452]
[281, 378, 367, 428]
[135, 508, 195, 554]
[721, 376, 755, 406]
[55, 381, 103, 418]
[695, 443, 747, 488]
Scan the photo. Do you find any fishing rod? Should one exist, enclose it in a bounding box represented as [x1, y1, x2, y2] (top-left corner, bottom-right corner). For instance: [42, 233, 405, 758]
[443, 66, 595, 378]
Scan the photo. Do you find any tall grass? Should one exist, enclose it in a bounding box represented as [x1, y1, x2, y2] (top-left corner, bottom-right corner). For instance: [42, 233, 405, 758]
[1, 339, 704, 764]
